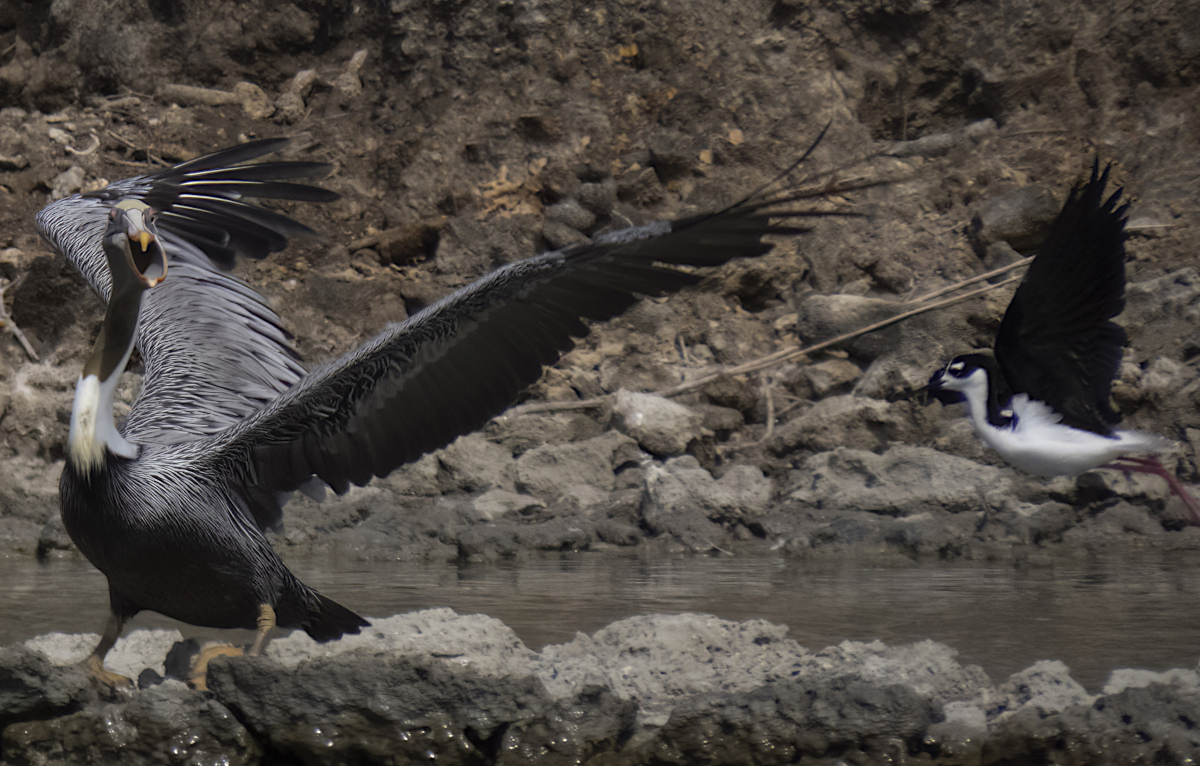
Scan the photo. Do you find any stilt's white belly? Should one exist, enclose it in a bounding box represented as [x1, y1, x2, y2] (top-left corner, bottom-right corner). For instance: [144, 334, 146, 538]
[980, 396, 1167, 477]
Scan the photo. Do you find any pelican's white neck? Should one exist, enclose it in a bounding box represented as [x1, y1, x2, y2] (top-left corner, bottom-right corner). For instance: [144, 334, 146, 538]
[67, 372, 137, 473]
[66, 284, 144, 474]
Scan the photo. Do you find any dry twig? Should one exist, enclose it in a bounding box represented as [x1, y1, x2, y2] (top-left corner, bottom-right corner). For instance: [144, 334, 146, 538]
[0, 275, 39, 361]
[502, 265, 1027, 419]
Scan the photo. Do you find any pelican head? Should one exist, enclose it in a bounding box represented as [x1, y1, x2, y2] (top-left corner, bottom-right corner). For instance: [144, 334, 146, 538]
[107, 199, 167, 289]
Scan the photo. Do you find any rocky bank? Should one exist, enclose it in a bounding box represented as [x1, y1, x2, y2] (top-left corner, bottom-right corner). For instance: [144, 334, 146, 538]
[1, 0, 1199, 762]
[3, 610, 1199, 765]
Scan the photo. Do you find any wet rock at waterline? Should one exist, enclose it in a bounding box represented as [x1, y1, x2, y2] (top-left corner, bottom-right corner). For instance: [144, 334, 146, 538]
[2, 610, 1198, 765]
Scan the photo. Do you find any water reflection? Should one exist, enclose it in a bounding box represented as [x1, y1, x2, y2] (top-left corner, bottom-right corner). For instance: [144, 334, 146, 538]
[3, 549, 1198, 692]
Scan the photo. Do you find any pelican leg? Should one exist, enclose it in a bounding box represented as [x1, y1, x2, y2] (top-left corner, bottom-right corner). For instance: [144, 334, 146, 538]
[248, 603, 276, 657]
[80, 613, 132, 688]
[1104, 457, 1200, 526]
[188, 644, 243, 691]
[187, 605, 276, 690]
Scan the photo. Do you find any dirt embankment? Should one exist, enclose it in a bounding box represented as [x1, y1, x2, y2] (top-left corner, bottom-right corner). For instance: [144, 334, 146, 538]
[3, 0, 1200, 563]
[0, 1, 1199, 762]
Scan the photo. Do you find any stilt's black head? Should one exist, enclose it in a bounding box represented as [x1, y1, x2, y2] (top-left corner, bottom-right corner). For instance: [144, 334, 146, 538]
[926, 352, 1016, 427]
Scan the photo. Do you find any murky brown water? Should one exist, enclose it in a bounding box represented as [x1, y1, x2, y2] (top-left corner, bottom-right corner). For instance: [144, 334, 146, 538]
[4, 549, 1199, 692]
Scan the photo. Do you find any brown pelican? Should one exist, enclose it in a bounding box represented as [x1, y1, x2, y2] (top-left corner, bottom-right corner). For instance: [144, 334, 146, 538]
[928, 162, 1200, 523]
[39, 137, 858, 685]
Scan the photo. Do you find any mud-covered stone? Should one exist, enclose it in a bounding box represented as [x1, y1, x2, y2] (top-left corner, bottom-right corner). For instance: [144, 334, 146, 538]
[2, 682, 261, 766]
[0, 647, 95, 729]
[209, 652, 550, 766]
[658, 676, 936, 765]
[987, 682, 1200, 765]
[4, 611, 1200, 765]
[769, 394, 903, 454]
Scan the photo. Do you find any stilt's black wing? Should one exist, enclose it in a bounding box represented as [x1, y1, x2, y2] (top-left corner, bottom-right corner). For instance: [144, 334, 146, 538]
[993, 161, 1129, 435]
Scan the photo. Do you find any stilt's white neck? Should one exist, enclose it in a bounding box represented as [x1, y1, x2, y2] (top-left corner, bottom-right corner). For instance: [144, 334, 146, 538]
[959, 376, 999, 436]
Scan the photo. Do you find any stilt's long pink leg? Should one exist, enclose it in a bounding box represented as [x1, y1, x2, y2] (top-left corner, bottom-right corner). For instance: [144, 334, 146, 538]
[1104, 456, 1200, 526]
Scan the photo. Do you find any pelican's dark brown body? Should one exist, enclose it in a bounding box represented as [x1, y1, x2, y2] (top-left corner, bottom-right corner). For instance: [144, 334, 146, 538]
[60, 446, 364, 640]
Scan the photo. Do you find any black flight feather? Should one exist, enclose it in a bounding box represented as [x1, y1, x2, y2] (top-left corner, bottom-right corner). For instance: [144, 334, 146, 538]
[993, 161, 1129, 435]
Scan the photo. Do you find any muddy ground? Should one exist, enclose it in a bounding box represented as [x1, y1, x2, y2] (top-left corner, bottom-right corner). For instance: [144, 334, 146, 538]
[2, 0, 1200, 563]
[0, 0, 1199, 763]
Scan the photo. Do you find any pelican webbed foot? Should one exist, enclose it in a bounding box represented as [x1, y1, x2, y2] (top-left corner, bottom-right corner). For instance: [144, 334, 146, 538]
[80, 652, 132, 688]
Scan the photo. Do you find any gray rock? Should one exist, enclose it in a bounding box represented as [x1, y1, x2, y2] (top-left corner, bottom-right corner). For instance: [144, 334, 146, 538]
[770, 395, 902, 454]
[437, 432, 516, 493]
[233, 81, 274, 120]
[884, 118, 997, 157]
[0, 456, 60, 530]
[473, 488, 544, 520]
[456, 517, 595, 559]
[968, 185, 1062, 253]
[543, 198, 595, 232]
[789, 445, 1016, 516]
[799, 639, 994, 710]
[798, 357, 862, 398]
[689, 402, 744, 433]
[489, 412, 607, 455]
[515, 431, 635, 499]
[1060, 501, 1166, 545]
[610, 390, 703, 457]
[49, 166, 84, 201]
[25, 629, 184, 680]
[6, 609, 1200, 764]
[1104, 667, 1200, 696]
[576, 180, 617, 217]
[263, 610, 537, 676]
[594, 518, 643, 545]
[660, 675, 935, 764]
[542, 219, 590, 249]
[983, 239, 1024, 269]
[640, 456, 773, 548]
[534, 613, 806, 727]
[1125, 267, 1200, 362]
[988, 681, 1200, 765]
[497, 684, 638, 765]
[992, 660, 1095, 721]
[795, 293, 902, 361]
[616, 166, 663, 206]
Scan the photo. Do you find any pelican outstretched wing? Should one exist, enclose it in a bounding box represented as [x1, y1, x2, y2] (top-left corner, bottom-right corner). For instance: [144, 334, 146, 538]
[213, 166, 870, 496]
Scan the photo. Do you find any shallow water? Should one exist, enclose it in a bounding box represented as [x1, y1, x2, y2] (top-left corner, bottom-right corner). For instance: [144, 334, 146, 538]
[4, 549, 1199, 692]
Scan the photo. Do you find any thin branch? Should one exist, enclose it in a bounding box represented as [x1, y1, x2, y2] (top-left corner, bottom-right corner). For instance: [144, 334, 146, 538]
[0, 276, 39, 362]
[760, 378, 776, 443]
[909, 256, 1032, 304]
[503, 271, 1024, 418]
[656, 273, 1023, 396]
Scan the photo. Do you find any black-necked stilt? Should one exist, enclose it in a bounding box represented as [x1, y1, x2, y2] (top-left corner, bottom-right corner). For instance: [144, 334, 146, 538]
[928, 162, 1200, 525]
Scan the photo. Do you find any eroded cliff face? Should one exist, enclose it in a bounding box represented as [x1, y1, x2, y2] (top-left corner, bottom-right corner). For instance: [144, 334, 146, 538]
[1, 2, 1199, 763]
[1, 0, 1200, 560]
